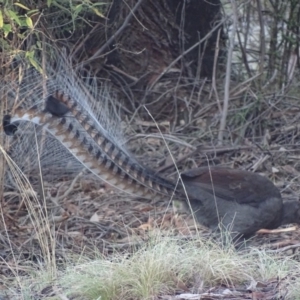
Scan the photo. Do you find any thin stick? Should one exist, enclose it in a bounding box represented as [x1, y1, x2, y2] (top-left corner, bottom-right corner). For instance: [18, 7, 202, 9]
[0, 86, 5, 203]
[210, 28, 222, 113]
[147, 18, 226, 91]
[82, 0, 144, 65]
[218, 2, 237, 145]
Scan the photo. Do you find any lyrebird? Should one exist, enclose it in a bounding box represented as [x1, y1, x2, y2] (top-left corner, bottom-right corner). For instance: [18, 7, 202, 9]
[3, 56, 300, 242]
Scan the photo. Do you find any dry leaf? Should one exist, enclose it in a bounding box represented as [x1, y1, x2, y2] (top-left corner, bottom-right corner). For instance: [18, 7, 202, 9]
[138, 223, 152, 230]
[90, 212, 100, 222]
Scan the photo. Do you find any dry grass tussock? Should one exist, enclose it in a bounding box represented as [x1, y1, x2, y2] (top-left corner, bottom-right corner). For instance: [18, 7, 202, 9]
[4, 232, 300, 299]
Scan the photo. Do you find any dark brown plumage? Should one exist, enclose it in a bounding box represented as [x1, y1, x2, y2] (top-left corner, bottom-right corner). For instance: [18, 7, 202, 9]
[181, 167, 300, 239]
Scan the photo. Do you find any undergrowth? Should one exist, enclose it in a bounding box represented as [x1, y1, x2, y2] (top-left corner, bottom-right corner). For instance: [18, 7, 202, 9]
[3, 235, 300, 299]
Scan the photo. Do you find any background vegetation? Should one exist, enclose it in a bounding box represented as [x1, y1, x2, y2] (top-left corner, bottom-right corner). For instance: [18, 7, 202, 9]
[1, 0, 300, 299]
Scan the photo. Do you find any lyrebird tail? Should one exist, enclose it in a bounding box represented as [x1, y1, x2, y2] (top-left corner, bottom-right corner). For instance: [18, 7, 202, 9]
[3, 55, 177, 200]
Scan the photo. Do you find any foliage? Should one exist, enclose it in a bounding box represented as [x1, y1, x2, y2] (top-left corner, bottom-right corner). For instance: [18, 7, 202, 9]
[0, 0, 107, 68]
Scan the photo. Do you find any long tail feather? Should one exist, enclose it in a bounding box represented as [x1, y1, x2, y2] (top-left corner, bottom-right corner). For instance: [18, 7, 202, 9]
[3, 55, 177, 200]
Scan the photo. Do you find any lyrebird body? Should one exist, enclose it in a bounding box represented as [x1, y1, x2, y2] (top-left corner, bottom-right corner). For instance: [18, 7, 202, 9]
[4, 57, 300, 241]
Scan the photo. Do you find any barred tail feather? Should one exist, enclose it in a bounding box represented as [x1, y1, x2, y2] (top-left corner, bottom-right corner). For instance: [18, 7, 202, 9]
[3, 54, 176, 199]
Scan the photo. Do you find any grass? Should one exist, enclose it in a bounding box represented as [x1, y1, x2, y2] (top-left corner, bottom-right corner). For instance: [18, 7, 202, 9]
[3, 234, 299, 299]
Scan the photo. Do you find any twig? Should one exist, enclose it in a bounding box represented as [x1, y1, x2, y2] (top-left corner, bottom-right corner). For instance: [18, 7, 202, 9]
[257, 226, 297, 234]
[0, 88, 6, 204]
[218, 2, 237, 145]
[72, 23, 101, 56]
[256, 0, 266, 82]
[50, 171, 83, 204]
[156, 149, 199, 173]
[267, 242, 300, 253]
[82, 0, 144, 65]
[147, 18, 226, 91]
[210, 28, 222, 113]
[250, 155, 270, 172]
